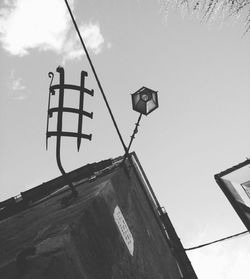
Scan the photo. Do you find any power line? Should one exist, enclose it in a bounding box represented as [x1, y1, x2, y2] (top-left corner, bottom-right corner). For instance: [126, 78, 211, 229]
[64, 0, 127, 154]
[185, 230, 249, 251]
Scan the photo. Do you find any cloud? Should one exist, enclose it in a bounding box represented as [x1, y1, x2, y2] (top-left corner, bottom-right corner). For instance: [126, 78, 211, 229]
[9, 70, 27, 100]
[0, 0, 105, 60]
[12, 77, 26, 91]
[62, 23, 105, 62]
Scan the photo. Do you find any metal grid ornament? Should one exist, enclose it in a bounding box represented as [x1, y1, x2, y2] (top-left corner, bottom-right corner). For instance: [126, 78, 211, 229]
[46, 66, 94, 201]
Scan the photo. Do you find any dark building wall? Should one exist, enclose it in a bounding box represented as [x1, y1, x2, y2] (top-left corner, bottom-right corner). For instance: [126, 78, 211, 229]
[0, 155, 196, 279]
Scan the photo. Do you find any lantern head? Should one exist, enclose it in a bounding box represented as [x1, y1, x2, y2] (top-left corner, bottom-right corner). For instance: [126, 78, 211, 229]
[131, 87, 159, 115]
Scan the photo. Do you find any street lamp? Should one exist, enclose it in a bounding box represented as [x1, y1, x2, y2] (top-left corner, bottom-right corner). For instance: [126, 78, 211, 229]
[131, 86, 159, 116]
[124, 86, 159, 158]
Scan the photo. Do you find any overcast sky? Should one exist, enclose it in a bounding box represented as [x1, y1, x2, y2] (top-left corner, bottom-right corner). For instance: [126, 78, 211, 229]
[1, 0, 250, 278]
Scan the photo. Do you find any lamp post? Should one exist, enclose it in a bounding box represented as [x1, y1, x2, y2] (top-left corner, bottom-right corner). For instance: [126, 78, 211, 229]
[124, 87, 159, 159]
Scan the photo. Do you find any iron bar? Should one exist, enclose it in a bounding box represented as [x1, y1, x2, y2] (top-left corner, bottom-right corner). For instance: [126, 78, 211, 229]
[46, 72, 54, 150]
[55, 67, 78, 197]
[123, 113, 142, 161]
[78, 71, 86, 151]
[48, 107, 93, 119]
[47, 131, 92, 140]
[50, 83, 94, 95]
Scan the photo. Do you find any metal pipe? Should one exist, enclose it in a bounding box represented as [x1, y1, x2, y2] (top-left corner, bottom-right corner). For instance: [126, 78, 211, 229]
[123, 113, 142, 161]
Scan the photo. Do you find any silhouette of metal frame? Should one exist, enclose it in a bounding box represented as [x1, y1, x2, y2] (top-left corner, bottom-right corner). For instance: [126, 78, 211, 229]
[46, 66, 94, 198]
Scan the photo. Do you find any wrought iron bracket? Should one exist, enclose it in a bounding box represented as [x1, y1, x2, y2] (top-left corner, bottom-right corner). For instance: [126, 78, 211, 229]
[46, 66, 94, 203]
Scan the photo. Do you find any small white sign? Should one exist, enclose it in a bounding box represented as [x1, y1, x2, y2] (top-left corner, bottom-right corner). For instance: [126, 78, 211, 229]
[113, 205, 134, 256]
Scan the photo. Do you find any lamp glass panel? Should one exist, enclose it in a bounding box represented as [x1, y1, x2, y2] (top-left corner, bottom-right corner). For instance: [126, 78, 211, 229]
[135, 100, 147, 114]
[152, 93, 157, 104]
[146, 100, 157, 114]
[133, 93, 140, 105]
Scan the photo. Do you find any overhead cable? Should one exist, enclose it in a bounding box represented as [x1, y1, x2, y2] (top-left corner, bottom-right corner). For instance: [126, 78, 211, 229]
[185, 230, 249, 251]
[64, 0, 127, 153]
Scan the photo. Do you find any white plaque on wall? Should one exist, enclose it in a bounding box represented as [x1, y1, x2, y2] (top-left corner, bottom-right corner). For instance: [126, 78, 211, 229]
[113, 205, 134, 256]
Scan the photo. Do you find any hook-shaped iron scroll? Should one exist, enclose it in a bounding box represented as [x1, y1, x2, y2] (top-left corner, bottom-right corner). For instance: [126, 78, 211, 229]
[46, 66, 94, 203]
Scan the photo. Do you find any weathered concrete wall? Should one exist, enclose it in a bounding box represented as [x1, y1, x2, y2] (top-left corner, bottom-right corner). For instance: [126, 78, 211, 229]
[0, 164, 184, 279]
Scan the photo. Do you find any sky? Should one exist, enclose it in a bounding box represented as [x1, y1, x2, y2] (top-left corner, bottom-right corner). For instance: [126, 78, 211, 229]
[1, 0, 250, 278]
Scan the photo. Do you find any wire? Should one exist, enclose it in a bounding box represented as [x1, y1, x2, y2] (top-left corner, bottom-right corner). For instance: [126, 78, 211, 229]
[64, 0, 127, 154]
[185, 230, 249, 251]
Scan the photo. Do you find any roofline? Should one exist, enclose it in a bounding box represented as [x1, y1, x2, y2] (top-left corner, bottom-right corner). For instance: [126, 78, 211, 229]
[214, 158, 250, 179]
